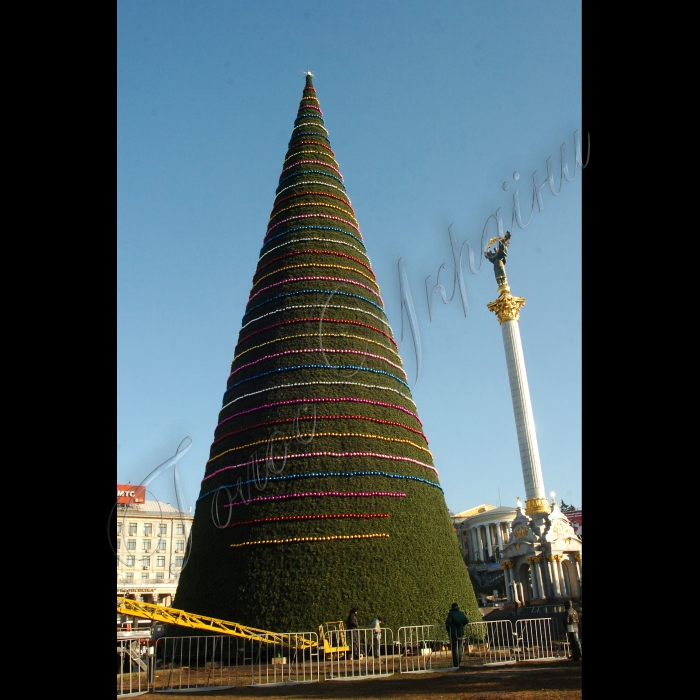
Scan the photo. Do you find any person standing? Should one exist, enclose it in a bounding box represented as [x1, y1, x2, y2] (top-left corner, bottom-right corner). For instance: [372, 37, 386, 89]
[445, 603, 469, 669]
[346, 607, 360, 659]
[564, 601, 582, 661]
[370, 616, 383, 658]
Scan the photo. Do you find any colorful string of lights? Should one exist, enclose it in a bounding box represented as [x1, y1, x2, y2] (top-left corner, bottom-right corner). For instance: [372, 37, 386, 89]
[272, 192, 353, 213]
[207, 431, 432, 466]
[251, 263, 379, 292]
[263, 225, 364, 250]
[239, 304, 390, 335]
[269, 202, 357, 227]
[202, 457, 439, 486]
[229, 534, 389, 548]
[266, 214, 362, 240]
[279, 160, 343, 180]
[232, 332, 399, 364]
[255, 249, 374, 278]
[224, 513, 389, 528]
[227, 348, 406, 382]
[215, 396, 422, 431]
[219, 379, 416, 413]
[246, 276, 382, 307]
[212, 414, 427, 446]
[237, 316, 394, 348]
[226, 491, 404, 506]
[287, 133, 331, 143]
[243, 290, 387, 321]
[225, 363, 410, 393]
[274, 181, 349, 203]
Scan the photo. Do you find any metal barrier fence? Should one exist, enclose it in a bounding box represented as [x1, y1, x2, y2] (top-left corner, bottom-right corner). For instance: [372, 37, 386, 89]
[397, 624, 457, 673]
[116, 638, 150, 697]
[323, 627, 395, 680]
[150, 631, 319, 692]
[117, 617, 575, 694]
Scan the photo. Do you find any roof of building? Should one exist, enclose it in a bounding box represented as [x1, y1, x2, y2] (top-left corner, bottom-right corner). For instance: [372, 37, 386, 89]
[452, 505, 518, 523]
[117, 500, 191, 517]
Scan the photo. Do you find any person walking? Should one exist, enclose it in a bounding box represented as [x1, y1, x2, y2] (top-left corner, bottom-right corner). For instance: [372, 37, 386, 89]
[445, 603, 469, 669]
[346, 607, 360, 659]
[370, 616, 383, 658]
[564, 601, 582, 661]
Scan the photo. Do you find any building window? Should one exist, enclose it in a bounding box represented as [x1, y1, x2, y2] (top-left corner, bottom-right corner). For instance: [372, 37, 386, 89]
[117, 540, 121, 550]
[142, 539, 151, 551]
[156, 572, 164, 581]
[117, 522, 122, 535]
[157, 556, 165, 567]
[125, 573, 134, 582]
[159, 524, 167, 535]
[176, 540, 184, 552]
[141, 572, 149, 581]
[144, 524, 152, 536]
[127, 539, 136, 550]
[157, 540, 166, 551]
[128, 523, 137, 535]
[176, 523, 184, 535]
[142, 556, 150, 567]
[126, 556, 135, 567]
[175, 556, 184, 567]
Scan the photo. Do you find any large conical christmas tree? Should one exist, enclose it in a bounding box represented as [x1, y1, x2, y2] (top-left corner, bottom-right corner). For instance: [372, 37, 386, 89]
[173, 74, 480, 632]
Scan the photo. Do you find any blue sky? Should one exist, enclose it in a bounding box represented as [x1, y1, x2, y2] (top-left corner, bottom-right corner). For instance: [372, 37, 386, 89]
[117, 1, 582, 516]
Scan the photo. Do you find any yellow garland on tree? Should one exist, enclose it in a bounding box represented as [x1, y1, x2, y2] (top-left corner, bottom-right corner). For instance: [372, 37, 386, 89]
[230, 533, 390, 548]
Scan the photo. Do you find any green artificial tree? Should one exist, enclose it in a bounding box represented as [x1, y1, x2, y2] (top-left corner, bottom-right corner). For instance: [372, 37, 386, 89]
[173, 74, 481, 632]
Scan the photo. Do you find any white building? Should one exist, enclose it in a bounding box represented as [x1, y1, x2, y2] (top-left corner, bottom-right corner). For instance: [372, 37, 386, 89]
[115, 499, 193, 606]
[452, 504, 517, 564]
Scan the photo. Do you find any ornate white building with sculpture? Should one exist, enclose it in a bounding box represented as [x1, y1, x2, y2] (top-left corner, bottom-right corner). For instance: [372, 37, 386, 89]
[484, 232, 582, 606]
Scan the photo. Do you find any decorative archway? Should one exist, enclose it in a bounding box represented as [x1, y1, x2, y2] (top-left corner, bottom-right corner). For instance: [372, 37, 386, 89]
[562, 559, 580, 599]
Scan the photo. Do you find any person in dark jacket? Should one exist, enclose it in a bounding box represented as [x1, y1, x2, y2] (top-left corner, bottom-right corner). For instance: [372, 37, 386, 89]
[346, 607, 360, 659]
[564, 600, 582, 661]
[445, 603, 469, 668]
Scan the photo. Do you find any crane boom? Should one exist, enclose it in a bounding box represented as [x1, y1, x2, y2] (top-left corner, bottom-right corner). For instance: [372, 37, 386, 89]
[116, 597, 316, 649]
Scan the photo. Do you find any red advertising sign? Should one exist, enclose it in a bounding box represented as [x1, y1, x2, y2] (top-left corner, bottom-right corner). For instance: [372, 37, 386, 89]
[117, 484, 146, 504]
[565, 510, 582, 534]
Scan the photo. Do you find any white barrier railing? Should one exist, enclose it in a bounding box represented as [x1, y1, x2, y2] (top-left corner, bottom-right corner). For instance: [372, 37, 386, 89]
[465, 620, 516, 665]
[323, 627, 395, 680]
[116, 638, 150, 697]
[151, 632, 319, 691]
[397, 624, 456, 673]
[513, 618, 558, 661]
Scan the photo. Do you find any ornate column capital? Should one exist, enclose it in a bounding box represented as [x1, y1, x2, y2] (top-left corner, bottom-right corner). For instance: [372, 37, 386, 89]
[574, 554, 582, 562]
[487, 291, 526, 324]
[524, 497, 550, 515]
[546, 555, 557, 562]
[500, 561, 514, 569]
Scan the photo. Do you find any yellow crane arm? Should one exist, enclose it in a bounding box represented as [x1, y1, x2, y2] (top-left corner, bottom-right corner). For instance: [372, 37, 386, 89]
[116, 597, 316, 650]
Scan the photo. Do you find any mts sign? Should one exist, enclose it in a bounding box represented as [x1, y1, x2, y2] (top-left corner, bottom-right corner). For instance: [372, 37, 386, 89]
[117, 484, 145, 504]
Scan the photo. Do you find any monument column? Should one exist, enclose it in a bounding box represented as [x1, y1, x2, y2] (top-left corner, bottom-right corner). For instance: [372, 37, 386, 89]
[574, 554, 582, 581]
[486, 233, 549, 518]
[557, 558, 569, 597]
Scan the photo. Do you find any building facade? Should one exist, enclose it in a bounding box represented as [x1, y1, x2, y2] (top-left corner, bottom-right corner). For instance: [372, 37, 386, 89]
[452, 504, 517, 564]
[115, 496, 193, 606]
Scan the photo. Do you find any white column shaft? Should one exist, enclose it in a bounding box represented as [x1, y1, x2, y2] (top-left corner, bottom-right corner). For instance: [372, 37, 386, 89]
[485, 523, 493, 557]
[495, 523, 504, 550]
[500, 319, 546, 502]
